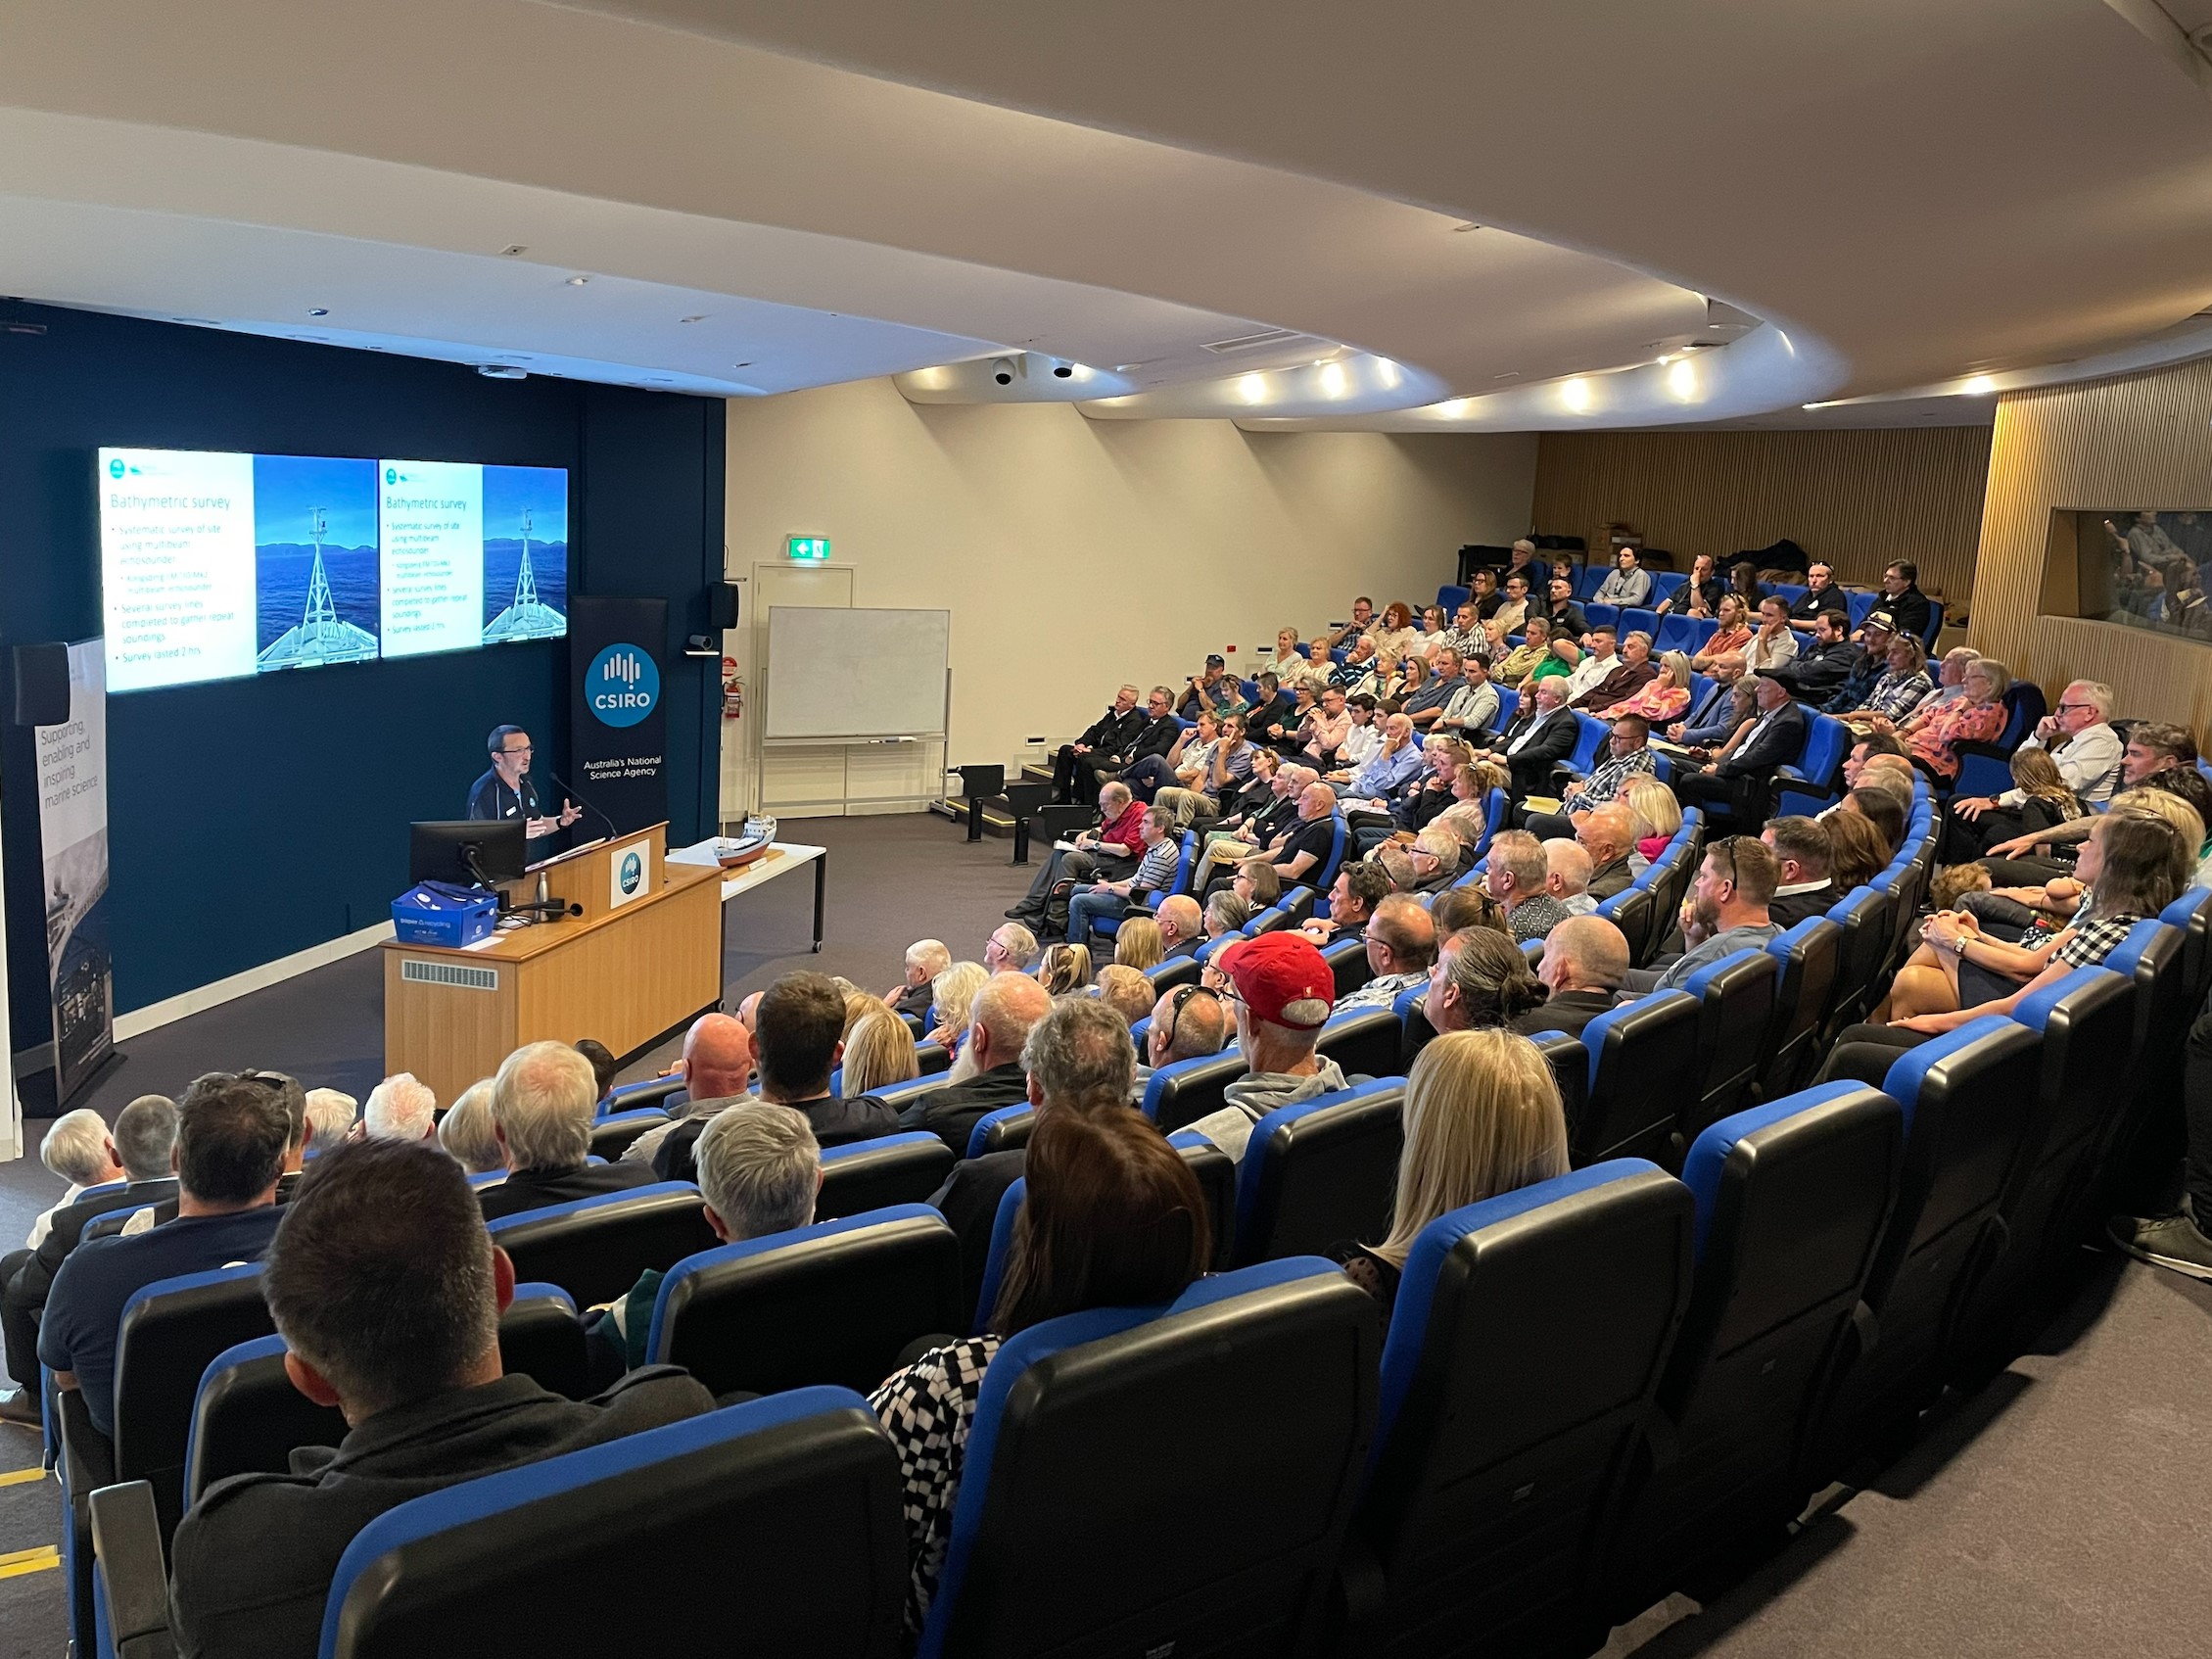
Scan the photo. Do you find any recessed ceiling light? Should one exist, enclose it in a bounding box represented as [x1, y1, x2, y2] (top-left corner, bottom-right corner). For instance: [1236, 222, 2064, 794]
[1561, 378, 1593, 413]
[566, 275, 589, 287]
[306, 308, 329, 317]
[1961, 374, 1996, 395]
[679, 315, 706, 324]
[1238, 373, 1268, 404]
[500, 244, 528, 257]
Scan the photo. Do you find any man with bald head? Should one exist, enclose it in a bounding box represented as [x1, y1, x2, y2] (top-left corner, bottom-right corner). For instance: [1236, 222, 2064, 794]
[1336, 894, 1440, 1011]
[890, 972, 1054, 1155]
[1545, 839, 1597, 917]
[1145, 983, 1230, 1074]
[621, 1011, 756, 1168]
[1513, 916, 1631, 1040]
[1575, 802, 1638, 900]
[1155, 894, 1205, 962]
[1262, 782, 1342, 888]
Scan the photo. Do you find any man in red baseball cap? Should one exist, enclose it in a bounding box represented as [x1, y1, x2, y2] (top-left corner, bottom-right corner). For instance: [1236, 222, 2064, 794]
[1180, 931, 1346, 1162]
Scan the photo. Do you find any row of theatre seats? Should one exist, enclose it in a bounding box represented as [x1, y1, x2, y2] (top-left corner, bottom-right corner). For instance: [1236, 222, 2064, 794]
[1431, 570, 1946, 647]
[61, 782, 2212, 1656]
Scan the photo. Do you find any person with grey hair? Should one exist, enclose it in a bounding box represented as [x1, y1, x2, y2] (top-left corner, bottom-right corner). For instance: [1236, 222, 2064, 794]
[303, 1089, 358, 1156]
[1154, 893, 1206, 962]
[1545, 839, 1598, 916]
[889, 939, 951, 1023]
[2, 1095, 182, 1421]
[1486, 830, 1573, 943]
[929, 995, 1145, 1311]
[983, 922, 1040, 974]
[477, 1041, 658, 1221]
[1183, 931, 1347, 1162]
[587, 1102, 824, 1377]
[363, 1074, 437, 1143]
[1945, 677, 2124, 857]
[437, 1079, 504, 1176]
[27, 1111, 122, 1245]
[891, 972, 1053, 1155]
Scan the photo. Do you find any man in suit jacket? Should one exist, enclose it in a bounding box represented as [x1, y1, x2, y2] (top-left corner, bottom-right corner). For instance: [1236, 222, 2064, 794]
[1480, 680, 1579, 799]
[1053, 684, 1149, 802]
[1673, 675, 1809, 830]
[1512, 916, 1631, 1041]
[1670, 655, 1744, 747]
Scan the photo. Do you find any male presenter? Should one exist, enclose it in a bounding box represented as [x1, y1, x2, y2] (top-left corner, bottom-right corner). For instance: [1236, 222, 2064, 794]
[467, 725, 581, 865]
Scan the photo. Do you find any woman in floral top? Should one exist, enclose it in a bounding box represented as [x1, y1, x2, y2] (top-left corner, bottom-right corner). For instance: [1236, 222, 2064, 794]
[1898, 656, 2009, 781]
[869, 1098, 1211, 1644]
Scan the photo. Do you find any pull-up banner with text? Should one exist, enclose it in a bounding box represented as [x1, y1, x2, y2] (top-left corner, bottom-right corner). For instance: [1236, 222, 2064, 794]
[569, 595, 669, 836]
[36, 641, 115, 1106]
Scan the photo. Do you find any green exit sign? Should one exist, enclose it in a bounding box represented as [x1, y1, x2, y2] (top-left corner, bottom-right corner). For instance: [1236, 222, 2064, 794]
[785, 535, 830, 562]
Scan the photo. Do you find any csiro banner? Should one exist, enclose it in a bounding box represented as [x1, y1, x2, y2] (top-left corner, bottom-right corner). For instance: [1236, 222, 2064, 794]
[35, 641, 115, 1106]
[569, 595, 669, 835]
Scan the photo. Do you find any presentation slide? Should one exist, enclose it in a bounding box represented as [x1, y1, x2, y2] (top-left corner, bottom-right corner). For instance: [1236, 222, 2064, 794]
[97, 448, 567, 693]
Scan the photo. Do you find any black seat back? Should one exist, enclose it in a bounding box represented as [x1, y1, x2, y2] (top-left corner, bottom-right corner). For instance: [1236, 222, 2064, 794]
[1142, 1050, 1249, 1133]
[1316, 1007, 1402, 1079]
[1759, 918, 1841, 1097]
[1527, 1030, 1590, 1148]
[1324, 934, 1375, 998]
[1231, 1081, 1405, 1266]
[650, 1206, 966, 1398]
[1171, 1135, 1239, 1268]
[1823, 886, 1893, 1039]
[587, 1109, 669, 1161]
[1577, 992, 1699, 1168]
[113, 1263, 274, 1542]
[1680, 949, 1778, 1143]
[486, 1182, 719, 1308]
[1352, 1161, 1694, 1659]
[815, 1132, 958, 1221]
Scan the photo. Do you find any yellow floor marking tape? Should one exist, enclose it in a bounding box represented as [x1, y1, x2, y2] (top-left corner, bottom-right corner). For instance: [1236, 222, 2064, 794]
[0, 1467, 46, 1488]
[0, 1551, 59, 1581]
[0, 1543, 59, 1568]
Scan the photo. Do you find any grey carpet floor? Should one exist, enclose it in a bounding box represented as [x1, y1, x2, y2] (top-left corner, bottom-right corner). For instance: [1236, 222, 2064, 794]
[1, 812, 2207, 1657]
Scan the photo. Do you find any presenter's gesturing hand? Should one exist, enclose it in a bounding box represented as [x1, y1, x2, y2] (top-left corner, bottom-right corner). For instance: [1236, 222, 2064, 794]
[559, 799, 584, 829]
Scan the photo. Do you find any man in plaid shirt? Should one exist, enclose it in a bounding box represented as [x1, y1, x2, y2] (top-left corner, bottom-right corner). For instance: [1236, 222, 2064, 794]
[1524, 715, 1658, 842]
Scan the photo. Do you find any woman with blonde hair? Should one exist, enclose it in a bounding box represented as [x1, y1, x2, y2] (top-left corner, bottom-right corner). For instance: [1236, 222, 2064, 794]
[926, 961, 990, 1051]
[1338, 1028, 1570, 1329]
[843, 989, 896, 1040]
[1037, 941, 1094, 997]
[841, 1009, 920, 1098]
[1113, 916, 1165, 972]
[1622, 775, 1683, 866]
[437, 1078, 504, 1177]
[1608, 650, 1693, 724]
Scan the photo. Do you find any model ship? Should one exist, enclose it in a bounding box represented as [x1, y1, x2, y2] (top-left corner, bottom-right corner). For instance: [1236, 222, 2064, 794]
[715, 816, 777, 867]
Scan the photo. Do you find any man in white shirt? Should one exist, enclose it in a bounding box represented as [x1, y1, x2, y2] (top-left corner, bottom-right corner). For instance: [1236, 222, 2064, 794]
[1546, 840, 1599, 916]
[1564, 628, 1621, 704]
[1941, 679, 2125, 860]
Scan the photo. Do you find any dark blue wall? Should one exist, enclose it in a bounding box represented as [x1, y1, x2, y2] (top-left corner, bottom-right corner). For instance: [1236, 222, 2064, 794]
[0, 304, 724, 1047]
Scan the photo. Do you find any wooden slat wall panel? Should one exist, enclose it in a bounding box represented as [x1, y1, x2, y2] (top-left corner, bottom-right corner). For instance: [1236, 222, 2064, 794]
[1531, 428, 1993, 602]
[1970, 358, 2212, 733]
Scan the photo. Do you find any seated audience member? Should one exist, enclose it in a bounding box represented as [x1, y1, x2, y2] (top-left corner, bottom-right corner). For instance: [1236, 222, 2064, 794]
[1656, 552, 1724, 619]
[1744, 596, 1801, 674]
[1357, 647, 1408, 704]
[1268, 628, 1320, 688]
[1258, 782, 1343, 892]
[1687, 601, 1753, 674]
[1180, 933, 1347, 1161]
[1824, 621, 1918, 718]
[1843, 784, 1909, 859]
[1877, 559, 1933, 642]
[1123, 707, 1216, 807]
[1066, 808, 1181, 942]
[1491, 574, 1534, 638]
[1624, 835, 1783, 994]
[1671, 652, 1748, 748]
[1204, 891, 1252, 943]
[437, 1080, 503, 1176]
[363, 1073, 437, 1142]
[1978, 724, 2202, 877]
[1825, 808, 1889, 894]
[1037, 942, 1094, 996]
[1053, 684, 1170, 803]
[1293, 686, 1353, 768]
[1004, 781, 1146, 927]
[1403, 828, 1460, 896]
[928, 996, 1138, 1305]
[984, 923, 1041, 975]
[1465, 570, 1504, 624]
[1484, 830, 1572, 943]
[39, 1073, 291, 1437]
[875, 1105, 1208, 1638]
[1439, 599, 1490, 666]
[1372, 844, 1418, 892]
[1113, 916, 1167, 972]
[1769, 610, 1857, 697]
[1319, 596, 1379, 650]
[1337, 894, 1441, 1011]
[1941, 745, 2088, 864]
[1338, 1029, 1569, 1331]
[1573, 631, 1661, 715]
[1245, 670, 1298, 752]
[80, 1070, 306, 1244]
[475, 1043, 660, 1221]
[1154, 894, 1205, 961]
[589, 1104, 822, 1376]
[1785, 561, 1852, 630]
[1094, 964, 1158, 1026]
[1424, 927, 1548, 1034]
[657, 973, 898, 1181]
[169, 1139, 714, 1658]
[1515, 916, 1632, 1039]
[303, 1090, 357, 1156]
[1178, 653, 1248, 721]
[1524, 715, 1657, 841]
[1, 1096, 179, 1425]
[1575, 802, 1641, 900]
[1593, 546, 1655, 607]
[1546, 839, 1597, 916]
[1330, 638, 1380, 693]
[1402, 647, 1461, 732]
[1727, 560, 1767, 612]
[1836, 729, 1910, 786]
[891, 974, 1053, 1155]
[1609, 650, 1693, 726]
[1395, 737, 1472, 834]
[1763, 816, 1839, 926]
[1944, 679, 2120, 846]
[1899, 656, 2010, 782]
[1494, 614, 1554, 687]
[1431, 884, 1509, 938]
[574, 1039, 620, 1106]
[1888, 644, 1977, 724]
[1153, 711, 1261, 833]
[842, 1012, 920, 1100]
[621, 1013, 756, 1168]
[1674, 673, 1809, 829]
[1538, 576, 1588, 643]
[925, 961, 989, 1052]
[1562, 626, 1622, 705]
[1234, 858, 1283, 912]
[1479, 680, 1579, 800]
[1189, 749, 1294, 890]
[1144, 983, 1231, 1077]
[888, 939, 952, 1024]
[1622, 777, 1683, 868]
[1435, 654, 1501, 741]
[1332, 712, 1425, 805]
[1335, 694, 1384, 770]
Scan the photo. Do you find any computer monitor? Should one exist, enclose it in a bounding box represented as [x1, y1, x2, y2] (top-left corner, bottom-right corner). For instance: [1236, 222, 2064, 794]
[409, 819, 527, 889]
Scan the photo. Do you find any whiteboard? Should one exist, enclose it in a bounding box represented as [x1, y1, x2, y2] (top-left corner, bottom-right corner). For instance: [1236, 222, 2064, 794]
[763, 606, 951, 740]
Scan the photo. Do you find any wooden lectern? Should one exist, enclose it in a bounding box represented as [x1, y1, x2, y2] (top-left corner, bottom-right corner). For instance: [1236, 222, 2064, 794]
[381, 824, 723, 1107]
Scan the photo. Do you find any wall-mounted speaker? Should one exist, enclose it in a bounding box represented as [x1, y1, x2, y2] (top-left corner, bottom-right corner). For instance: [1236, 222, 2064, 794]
[709, 582, 740, 631]
[11, 641, 70, 726]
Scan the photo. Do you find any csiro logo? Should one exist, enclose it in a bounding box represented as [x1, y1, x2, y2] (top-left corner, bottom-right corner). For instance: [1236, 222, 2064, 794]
[108, 457, 124, 479]
[385, 467, 398, 485]
[619, 849, 643, 895]
[587, 643, 659, 728]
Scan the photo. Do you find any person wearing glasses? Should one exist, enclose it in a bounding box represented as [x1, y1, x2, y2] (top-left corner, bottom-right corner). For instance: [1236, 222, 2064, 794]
[469, 725, 581, 864]
[1622, 835, 1782, 994]
[1946, 680, 2123, 850]
[1141, 983, 1231, 1081]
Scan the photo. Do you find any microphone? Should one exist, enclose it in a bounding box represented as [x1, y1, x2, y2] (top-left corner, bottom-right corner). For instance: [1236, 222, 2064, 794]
[544, 771, 621, 839]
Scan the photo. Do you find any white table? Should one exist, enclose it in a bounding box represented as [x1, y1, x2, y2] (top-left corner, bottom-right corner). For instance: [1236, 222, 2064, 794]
[667, 839, 829, 953]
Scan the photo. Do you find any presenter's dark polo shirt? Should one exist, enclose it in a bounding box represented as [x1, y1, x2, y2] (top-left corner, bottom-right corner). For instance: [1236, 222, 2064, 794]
[466, 766, 564, 865]
[168, 1368, 715, 1659]
[38, 1205, 284, 1436]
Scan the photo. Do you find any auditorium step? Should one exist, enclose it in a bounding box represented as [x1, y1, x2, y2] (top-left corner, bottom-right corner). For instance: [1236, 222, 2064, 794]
[933, 797, 1017, 837]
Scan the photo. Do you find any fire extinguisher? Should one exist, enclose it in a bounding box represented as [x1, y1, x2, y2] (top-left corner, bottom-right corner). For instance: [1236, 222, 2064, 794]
[722, 657, 743, 720]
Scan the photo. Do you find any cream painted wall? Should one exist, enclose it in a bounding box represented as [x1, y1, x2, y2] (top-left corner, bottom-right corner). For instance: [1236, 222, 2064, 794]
[721, 377, 1535, 815]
